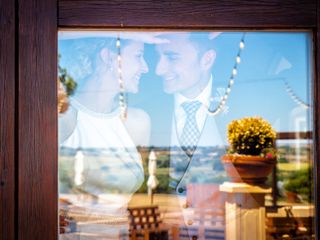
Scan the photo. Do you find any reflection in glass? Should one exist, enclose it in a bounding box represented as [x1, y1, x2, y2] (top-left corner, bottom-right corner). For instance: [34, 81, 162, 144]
[58, 31, 314, 239]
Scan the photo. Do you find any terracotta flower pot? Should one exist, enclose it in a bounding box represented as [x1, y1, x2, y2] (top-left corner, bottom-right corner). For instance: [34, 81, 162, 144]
[221, 154, 276, 185]
[285, 191, 299, 203]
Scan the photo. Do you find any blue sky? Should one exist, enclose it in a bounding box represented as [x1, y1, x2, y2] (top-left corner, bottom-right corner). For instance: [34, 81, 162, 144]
[129, 32, 312, 146]
[59, 31, 312, 147]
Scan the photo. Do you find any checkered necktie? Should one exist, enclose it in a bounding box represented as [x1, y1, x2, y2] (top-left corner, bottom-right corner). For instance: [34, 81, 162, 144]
[179, 101, 202, 157]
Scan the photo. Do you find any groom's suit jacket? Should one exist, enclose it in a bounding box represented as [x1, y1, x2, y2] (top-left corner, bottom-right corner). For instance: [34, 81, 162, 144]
[148, 82, 228, 239]
[165, 94, 227, 239]
[168, 102, 226, 195]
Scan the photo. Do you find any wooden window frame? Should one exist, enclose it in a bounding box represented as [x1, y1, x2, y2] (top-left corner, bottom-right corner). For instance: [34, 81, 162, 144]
[1, 0, 319, 239]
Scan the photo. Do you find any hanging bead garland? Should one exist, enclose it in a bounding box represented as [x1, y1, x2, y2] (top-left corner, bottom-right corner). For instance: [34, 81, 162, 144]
[207, 33, 246, 116]
[116, 35, 127, 120]
[284, 80, 310, 109]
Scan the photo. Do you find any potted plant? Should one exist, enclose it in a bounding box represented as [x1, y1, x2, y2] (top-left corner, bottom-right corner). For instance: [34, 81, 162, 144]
[221, 116, 277, 185]
[283, 167, 312, 203]
[58, 55, 77, 113]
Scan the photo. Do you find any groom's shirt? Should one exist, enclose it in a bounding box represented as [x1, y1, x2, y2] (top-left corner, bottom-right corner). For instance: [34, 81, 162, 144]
[169, 76, 214, 189]
[174, 76, 212, 137]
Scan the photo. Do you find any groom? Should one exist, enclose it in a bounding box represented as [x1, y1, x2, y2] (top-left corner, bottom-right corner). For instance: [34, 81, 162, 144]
[155, 32, 226, 239]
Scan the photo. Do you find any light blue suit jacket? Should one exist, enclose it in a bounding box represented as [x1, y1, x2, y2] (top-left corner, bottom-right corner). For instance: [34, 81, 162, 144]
[168, 108, 227, 195]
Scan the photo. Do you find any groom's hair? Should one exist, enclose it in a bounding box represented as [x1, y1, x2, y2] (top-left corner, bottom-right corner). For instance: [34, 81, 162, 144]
[188, 32, 216, 56]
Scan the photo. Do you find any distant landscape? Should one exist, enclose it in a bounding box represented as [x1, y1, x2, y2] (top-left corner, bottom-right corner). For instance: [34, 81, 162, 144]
[59, 143, 313, 202]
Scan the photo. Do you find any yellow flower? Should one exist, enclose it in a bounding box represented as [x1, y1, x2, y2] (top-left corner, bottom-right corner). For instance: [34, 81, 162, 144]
[227, 116, 276, 155]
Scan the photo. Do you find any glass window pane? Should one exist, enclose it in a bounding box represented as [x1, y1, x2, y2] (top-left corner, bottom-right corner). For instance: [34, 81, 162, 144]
[58, 31, 314, 239]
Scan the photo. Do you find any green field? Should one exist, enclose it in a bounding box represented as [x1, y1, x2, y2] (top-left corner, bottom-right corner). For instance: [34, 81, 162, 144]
[277, 163, 310, 171]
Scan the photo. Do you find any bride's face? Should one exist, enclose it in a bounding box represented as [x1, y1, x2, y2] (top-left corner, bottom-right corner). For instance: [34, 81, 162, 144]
[121, 42, 149, 93]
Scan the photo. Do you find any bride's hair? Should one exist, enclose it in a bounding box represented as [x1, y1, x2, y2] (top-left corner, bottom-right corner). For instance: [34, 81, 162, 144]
[58, 37, 129, 87]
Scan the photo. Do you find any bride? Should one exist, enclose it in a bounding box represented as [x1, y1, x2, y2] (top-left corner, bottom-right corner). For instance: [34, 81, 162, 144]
[58, 32, 159, 239]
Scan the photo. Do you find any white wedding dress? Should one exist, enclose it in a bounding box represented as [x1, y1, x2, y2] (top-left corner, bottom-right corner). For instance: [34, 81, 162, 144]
[59, 99, 144, 240]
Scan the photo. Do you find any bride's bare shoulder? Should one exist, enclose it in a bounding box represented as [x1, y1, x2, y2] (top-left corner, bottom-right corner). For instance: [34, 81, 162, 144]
[124, 108, 151, 146]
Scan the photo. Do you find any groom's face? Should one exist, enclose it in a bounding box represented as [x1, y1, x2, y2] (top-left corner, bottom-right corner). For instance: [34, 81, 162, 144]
[155, 34, 203, 97]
